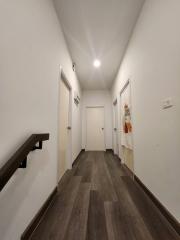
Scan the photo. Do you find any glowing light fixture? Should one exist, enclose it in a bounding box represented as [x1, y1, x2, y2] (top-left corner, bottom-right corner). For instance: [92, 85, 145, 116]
[93, 59, 101, 68]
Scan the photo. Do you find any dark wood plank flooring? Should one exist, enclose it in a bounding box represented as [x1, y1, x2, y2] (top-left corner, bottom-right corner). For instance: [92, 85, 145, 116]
[30, 151, 180, 240]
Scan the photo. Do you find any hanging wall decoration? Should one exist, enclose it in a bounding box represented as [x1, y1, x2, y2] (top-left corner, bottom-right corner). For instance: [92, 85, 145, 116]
[123, 104, 132, 134]
[120, 83, 133, 150]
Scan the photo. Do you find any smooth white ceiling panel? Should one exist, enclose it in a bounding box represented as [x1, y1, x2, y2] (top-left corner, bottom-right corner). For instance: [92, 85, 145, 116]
[54, 0, 144, 89]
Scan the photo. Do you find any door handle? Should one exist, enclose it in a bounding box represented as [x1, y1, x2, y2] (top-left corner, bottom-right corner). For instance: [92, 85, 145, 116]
[67, 126, 71, 130]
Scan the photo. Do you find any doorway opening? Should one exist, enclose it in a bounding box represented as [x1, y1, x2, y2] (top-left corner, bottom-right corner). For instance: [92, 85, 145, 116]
[120, 80, 134, 173]
[86, 106, 105, 151]
[58, 68, 72, 181]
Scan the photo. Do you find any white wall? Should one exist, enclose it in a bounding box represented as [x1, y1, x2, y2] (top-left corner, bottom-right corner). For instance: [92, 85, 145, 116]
[0, 0, 81, 239]
[112, 0, 180, 221]
[82, 90, 113, 150]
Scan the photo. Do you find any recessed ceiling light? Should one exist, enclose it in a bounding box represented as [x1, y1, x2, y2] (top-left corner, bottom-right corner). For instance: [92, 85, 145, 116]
[93, 59, 101, 68]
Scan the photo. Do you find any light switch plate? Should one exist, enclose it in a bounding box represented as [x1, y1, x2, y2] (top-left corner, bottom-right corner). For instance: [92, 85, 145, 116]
[162, 98, 173, 109]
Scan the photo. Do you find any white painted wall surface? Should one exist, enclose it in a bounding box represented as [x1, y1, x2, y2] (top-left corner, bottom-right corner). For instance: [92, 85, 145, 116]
[82, 90, 113, 150]
[0, 0, 81, 239]
[111, 0, 180, 221]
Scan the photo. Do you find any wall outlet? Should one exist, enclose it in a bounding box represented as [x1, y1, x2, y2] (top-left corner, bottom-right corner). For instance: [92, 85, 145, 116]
[162, 98, 173, 109]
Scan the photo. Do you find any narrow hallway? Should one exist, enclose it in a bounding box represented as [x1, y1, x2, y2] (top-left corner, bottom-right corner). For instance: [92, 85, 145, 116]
[1, 1, 180, 239]
[29, 151, 179, 240]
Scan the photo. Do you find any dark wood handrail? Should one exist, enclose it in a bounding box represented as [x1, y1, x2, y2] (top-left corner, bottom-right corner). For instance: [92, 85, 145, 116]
[0, 134, 49, 191]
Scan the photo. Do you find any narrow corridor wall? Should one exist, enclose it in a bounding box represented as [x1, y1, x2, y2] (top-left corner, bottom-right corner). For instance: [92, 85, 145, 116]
[111, 0, 180, 221]
[0, 0, 81, 239]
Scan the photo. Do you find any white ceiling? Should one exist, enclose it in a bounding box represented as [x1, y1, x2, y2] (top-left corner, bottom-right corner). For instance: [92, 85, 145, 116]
[54, 0, 144, 90]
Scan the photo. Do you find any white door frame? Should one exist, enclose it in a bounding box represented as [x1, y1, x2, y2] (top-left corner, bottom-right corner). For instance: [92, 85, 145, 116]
[85, 106, 106, 151]
[57, 66, 73, 182]
[113, 99, 118, 155]
[112, 96, 122, 160]
[119, 78, 134, 169]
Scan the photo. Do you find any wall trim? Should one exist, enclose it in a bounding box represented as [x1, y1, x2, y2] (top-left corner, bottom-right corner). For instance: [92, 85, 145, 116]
[106, 149, 121, 163]
[106, 148, 113, 152]
[21, 186, 58, 240]
[134, 175, 180, 236]
[72, 149, 85, 167]
[122, 163, 134, 178]
[123, 163, 180, 235]
[115, 154, 121, 163]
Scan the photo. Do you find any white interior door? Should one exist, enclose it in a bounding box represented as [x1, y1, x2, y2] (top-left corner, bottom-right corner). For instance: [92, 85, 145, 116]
[58, 79, 70, 179]
[113, 102, 119, 155]
[86, 107, 105, 151]
[120, 81, 134, 172]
